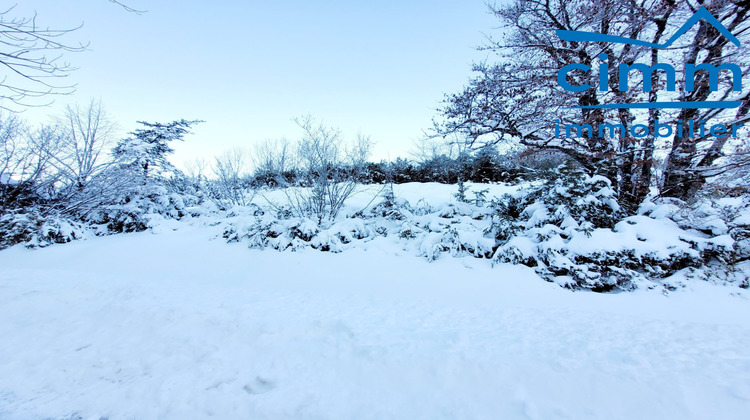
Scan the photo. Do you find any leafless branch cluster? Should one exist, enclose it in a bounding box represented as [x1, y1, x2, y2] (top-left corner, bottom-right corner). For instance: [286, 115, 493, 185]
[212, 148, 255, 207]
[0, 6, 87, 111]
[0, 100, 119, 214]
[284, 115, 372, 224]
[0, 1, 146, 112]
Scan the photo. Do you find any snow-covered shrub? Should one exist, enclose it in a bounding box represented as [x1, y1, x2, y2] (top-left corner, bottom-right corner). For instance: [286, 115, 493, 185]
[489, 169, 743, 291]
[414, 222, 495, 261]
[222, 190, 497, 261]
[369, 184, 409, 220]
[489, 168, 620, 241]
[407, 201, 495, 260]
[638, 194, 750, 287]
[0, 210, 90, 249]
[223, 208, 381, 253]
[85, 184, 200, 233]
[454, 178, 469, 203]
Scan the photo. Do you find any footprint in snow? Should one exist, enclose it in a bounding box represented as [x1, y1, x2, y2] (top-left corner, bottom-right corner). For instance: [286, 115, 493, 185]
[242, 376, 275, 395]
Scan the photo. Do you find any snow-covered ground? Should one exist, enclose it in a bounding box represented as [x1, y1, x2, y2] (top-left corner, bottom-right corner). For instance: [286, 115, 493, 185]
[1, 183, 750, 419]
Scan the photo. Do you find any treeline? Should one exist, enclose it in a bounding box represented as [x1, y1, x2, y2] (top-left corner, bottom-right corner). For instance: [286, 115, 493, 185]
[228, 150, 553, 189]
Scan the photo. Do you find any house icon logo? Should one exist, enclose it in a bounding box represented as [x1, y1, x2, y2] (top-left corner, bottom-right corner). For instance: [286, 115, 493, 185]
[556, 6, 740, 48]
[554, 6, 743, 109]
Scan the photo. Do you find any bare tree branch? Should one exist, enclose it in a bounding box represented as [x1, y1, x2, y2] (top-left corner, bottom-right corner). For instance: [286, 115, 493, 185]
[108, 0, 147, 15]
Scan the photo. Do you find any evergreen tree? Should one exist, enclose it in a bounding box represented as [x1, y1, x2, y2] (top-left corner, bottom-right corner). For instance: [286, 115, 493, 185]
[113, 120, 202, 183]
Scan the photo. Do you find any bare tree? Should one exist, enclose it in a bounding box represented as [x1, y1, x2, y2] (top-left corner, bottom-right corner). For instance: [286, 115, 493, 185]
[1, 114, 59, 184]
[253, 138, 293, 180]
[0, 116, 68, 209]
[411, 133, 468, 163]
[348, 132, 373, 176]
[50, 99, 117, 189]
[184, 157, 209, 181]
[212, 148, 252, 207]
[0, 112, 23, 184]
[287, 115, 372, 224]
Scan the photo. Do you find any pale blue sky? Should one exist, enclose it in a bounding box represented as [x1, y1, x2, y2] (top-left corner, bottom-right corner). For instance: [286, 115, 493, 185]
[12, 0, 498, 166]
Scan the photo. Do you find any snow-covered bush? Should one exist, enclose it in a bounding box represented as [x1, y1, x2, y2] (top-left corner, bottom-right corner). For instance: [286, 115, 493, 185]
[222, 190, 496, 261]
[638, 194, 750, 289]
[489, 169, 741, 291]
[84, 184, 200, 233]
[0, 210, 90, 249]
[0, 182, 203, 249]
[223, 206, 379, 253]
[489, 168, 620, 241]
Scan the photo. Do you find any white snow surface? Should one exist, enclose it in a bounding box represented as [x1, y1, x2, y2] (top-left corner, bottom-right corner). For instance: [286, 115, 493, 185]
[1, 183, 750, 419]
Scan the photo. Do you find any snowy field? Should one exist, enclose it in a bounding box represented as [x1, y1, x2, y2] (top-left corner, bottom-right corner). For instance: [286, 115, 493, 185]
[1, 183, 750, 419]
